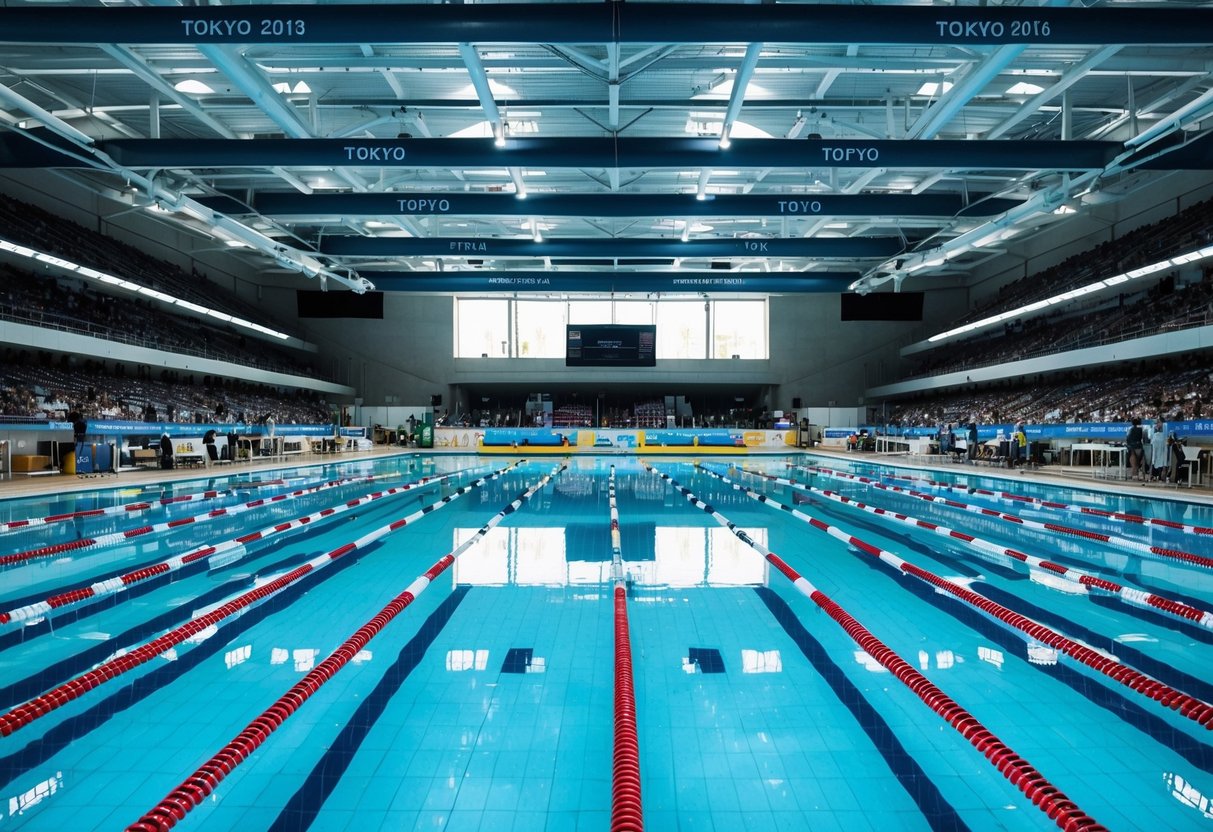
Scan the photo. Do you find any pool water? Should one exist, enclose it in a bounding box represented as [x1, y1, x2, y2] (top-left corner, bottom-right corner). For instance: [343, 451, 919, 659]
[0, 453, 1211, 831]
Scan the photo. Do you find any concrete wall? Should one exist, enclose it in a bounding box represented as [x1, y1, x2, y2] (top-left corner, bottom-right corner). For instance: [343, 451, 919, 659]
[271, 287, 960, 414]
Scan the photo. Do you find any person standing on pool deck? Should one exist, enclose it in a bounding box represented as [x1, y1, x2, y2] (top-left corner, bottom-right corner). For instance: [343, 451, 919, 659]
[1125, 417, 1145, 479]
[1148, 419, 1168, 481]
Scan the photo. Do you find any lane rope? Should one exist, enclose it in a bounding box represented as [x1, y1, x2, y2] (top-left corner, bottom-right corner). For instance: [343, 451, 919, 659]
[0, 476, 306, 535]
[0, 468, 486, 627]
[0, 472, 397, 570]
[795, 464, 1213, 572]
[608, 465, 643, 832]
[800, 462, 1213, 538]
[645, 463, 1108, 832]
[692, 464, 1213, 729]
[125, 462, 564, 832]
[0, 462, 519, 738]
[738, 466, 1213, 631]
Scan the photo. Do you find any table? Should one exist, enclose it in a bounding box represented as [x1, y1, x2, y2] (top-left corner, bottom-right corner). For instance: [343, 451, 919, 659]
[1068, 443, 1127, 477]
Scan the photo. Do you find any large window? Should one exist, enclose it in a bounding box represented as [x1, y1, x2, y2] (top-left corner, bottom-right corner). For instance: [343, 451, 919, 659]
[515, 300, 565, 358]
[456, 299, 509, 357]
[455, 296, 767, 359]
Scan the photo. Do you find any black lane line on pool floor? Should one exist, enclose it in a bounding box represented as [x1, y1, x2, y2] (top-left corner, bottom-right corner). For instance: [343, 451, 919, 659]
[755, 586, 970, 832]
[0, 541, 383, 790]
[849, 552, 1213, 774]
[268, 585, 471, 832]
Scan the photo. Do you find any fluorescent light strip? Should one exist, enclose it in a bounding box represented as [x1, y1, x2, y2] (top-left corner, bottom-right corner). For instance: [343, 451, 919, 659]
[0, 236, 292, 341]
[926, 245, 1213, 344]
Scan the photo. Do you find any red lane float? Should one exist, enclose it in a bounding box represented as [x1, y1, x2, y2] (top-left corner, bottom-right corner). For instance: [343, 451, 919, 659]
[800, 462, 1213, 538]
[0, 478, 302, 534]
[696, 465, 1213, 729]
[799, 464, 1213, 572]
[0, 473, 381, 570]
[0, 469, 481, 627]
[125, 463, 563, 832]
[741, 466, 1213, 631]
[646, 464, 1108, 832]
[608, 466, 644, 832]
[0, 463, 517, 738]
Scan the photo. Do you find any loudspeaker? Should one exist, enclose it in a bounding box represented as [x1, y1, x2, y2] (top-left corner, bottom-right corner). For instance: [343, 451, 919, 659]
[430, 394, 442, 406]
[792, 397, 802, 409]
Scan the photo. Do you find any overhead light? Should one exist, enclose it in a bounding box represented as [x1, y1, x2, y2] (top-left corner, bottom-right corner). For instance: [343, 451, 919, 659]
[1053, 204, 1076, 214]
[1006, 82, 1045, 96]
[223, 239, 250, 248]
[292, 81, 311, 94]
[173, 79, 214, 95]
[272, 82, 291, 94]
[718, 128, 731, 150]
[916, 81, 954, 97]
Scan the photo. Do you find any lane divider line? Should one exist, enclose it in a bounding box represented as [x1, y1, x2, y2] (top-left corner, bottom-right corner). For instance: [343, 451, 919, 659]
[0, 463, 520, 738]
[796, 464, 1213, 572]
[694, 464, 1213, 729]
[125, 462, 564, 832]
[801, 462, 1213, 538]
[0, 468, 488, 628]
[645, 463, 1108, 832]
[1, 472, 389, 570]
[0, 477, 304, 534]
[609, 466, 643, 832]
[741, 466, 1213, 631]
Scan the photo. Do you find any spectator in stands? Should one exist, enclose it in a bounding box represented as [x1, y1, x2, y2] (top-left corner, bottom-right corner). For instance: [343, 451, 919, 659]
[1126, 417, 1146, 480]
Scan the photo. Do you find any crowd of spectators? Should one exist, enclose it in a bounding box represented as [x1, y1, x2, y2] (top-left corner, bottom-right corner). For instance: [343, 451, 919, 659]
[957, 196, 1213, 327]
[0, 263, 320, 377]
[0, 351, 332, 426]
[882, 360, 1210, 429]
[911, 271, 1213, 377]
[0, 193, 273, 327]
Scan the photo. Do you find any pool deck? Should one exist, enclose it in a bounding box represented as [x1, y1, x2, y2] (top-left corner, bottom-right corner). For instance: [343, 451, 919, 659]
[0, 444, 1209, 508]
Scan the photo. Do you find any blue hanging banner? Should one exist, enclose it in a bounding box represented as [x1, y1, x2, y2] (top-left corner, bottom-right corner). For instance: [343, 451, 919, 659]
[361, 271, 858, 293]
[0, 4, 1207, 45]
[323, 236, 903, 258]
[0, 134, 1127, 172]
[218, 192, 1019, 219]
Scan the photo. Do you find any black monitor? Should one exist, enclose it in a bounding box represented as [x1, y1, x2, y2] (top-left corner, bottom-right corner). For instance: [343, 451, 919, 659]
[566, 324, 656, 367]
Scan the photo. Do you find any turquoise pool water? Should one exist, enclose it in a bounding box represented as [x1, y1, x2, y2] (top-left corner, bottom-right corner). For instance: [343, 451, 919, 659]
[0, 453, 1211, 830]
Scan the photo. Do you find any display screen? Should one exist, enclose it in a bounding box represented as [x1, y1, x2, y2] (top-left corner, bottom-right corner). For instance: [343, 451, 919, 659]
[566, 324, 656, 367]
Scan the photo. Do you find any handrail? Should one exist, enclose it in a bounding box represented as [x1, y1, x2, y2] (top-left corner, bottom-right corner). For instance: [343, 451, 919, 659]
[126, 462, 563, 831]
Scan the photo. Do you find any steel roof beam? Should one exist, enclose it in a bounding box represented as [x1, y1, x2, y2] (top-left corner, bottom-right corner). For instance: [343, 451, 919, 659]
[987, 45, 1121, 140]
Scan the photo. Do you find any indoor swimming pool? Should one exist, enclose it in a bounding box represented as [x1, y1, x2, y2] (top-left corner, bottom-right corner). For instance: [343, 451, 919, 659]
[0, 453, 1211, 831]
